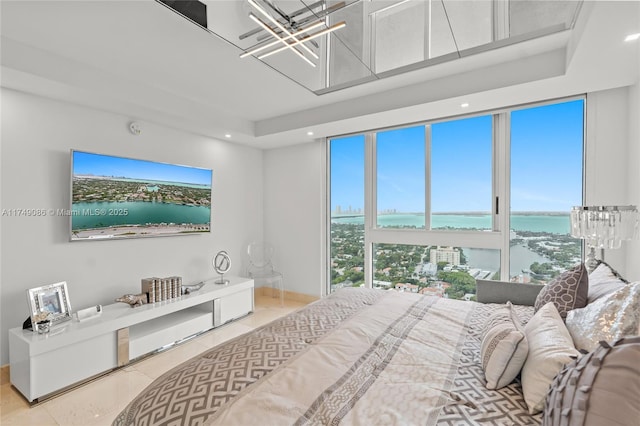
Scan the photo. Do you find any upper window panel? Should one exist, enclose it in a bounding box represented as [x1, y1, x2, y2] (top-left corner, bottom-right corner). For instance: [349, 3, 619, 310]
[431, 115, 493, 230]
[376, 125, 426, 228]
[509, 99, 584, 283]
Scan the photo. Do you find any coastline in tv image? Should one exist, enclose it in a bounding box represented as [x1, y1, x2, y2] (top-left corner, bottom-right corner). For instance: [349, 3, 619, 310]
[70, 150, 212, 241]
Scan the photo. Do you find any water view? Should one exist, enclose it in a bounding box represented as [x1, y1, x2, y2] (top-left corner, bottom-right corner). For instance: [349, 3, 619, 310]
[330, 212, 581, 299]
[332, 212, 571, 234]
[72, 201, 211, 229]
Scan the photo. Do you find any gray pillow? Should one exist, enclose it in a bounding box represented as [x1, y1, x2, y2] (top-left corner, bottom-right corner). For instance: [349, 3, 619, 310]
[543, 337, 640, 426]
[534, 263, 588, 320]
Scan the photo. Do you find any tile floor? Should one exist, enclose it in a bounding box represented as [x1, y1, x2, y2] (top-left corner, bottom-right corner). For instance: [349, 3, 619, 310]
[0, 295, 308, 426]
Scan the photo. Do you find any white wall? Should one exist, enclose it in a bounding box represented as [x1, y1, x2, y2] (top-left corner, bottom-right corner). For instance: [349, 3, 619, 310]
[263, 142, 325, 298]
[626, 80, 640, 280]
[0, 89, 264, 365]
[585, 87, 632, 277]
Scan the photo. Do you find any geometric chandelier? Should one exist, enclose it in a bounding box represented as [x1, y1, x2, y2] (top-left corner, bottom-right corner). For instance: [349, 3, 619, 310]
[240, 0, 346, 67]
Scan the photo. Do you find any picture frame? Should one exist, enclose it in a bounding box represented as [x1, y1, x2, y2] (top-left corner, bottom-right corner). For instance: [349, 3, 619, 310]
[27, 281, 72, 327]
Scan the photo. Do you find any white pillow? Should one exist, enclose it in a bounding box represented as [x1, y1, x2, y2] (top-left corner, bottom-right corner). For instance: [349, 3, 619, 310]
[521, 302, 580, 414]
[588, 261, 627, 303]
[480, 302, 529, 389]
[566, 282, 640, 352]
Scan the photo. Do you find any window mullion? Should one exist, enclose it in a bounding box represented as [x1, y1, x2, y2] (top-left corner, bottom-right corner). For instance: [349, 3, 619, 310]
[425, 124, 432, 230]
[364, 132, 376, 288]
[494, 112, 511, 281]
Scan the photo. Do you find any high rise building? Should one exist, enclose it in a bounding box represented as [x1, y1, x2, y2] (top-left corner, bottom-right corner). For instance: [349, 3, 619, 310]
[430, 246, 461, 266]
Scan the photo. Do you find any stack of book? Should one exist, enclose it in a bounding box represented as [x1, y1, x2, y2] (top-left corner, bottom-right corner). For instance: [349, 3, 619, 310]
[141, 276, 183, 303]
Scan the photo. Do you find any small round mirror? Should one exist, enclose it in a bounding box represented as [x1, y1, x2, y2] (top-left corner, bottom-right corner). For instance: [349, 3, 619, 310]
[213, 251, 231, 284]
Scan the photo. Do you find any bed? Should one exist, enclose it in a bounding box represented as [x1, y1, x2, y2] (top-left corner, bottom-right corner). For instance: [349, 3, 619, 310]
[114, 260, 640, 426]
[114, 287, 539, 425]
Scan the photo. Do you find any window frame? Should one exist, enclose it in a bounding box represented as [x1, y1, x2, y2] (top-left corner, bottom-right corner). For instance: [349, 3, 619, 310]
[326, 95, 585, 294]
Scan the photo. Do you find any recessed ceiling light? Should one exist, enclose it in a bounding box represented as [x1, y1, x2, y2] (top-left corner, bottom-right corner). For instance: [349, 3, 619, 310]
[224, 134, 232, 138]
[307, 131, 314, 136]
[625, 33, 640, 42]
[461, 103, 469, 108]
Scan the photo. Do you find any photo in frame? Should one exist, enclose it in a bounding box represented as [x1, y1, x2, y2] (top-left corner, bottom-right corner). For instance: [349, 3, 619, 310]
[27, 281, 72, 327]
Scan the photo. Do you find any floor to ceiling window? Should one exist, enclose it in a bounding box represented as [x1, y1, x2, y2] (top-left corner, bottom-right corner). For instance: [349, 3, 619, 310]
[330, 134, 366, 291]
[328, 97, 584, 297]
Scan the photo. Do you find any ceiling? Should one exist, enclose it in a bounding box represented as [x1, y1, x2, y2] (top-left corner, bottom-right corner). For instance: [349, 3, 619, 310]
[1, 1, 639, 149]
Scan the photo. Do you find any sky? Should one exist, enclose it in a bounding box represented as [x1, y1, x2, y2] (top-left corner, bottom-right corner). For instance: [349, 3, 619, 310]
[330, 99, 584, 213]
[72, 151, 212, 186]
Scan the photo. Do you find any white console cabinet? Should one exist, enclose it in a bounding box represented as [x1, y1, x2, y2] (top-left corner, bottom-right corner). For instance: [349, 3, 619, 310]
[9, 276, 253, 402]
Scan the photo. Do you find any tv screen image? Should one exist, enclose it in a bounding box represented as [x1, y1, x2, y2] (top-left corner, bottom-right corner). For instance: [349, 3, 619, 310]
[70, 150, 212, 241]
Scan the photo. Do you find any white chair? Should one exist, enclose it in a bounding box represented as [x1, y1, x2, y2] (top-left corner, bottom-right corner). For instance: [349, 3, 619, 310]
[247, 241, 284, 306]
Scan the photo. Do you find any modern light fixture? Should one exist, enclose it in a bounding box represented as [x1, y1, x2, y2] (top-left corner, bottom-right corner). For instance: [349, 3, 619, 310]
[239, 20, 325, 59]
[570, 205, 639, 272]
[240, 0, 347, 67]
[307, 131, 314, 136]
[224, 133, 232, 138]
[257, 21, 346, 61]
[460, 102, 469, 108]
[624, 32, 640, 42]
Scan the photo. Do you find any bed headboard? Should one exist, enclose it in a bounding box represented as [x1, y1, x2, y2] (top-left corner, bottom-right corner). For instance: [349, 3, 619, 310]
[475, 280, 543, 306]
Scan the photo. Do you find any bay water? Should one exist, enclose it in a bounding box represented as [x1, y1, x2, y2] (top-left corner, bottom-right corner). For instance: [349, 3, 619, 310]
[332, 213, 570, 274]
[72, 201, 211, 230]
[332, 213, 570, 234]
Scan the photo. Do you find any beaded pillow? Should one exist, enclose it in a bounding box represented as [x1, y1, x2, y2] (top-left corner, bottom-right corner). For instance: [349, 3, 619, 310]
[566, 282, 640, 352]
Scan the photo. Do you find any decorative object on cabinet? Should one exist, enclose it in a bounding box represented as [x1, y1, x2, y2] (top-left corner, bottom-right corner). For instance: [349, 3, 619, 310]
[182, 281, 205, 294]
[76, 305, 103, 321]
[115, 294, 148, 307]
[141, 276, 183, 301]
[27, 281, 72, 328]
[213, 250, 231, 285]
[35, 320, 51, 334]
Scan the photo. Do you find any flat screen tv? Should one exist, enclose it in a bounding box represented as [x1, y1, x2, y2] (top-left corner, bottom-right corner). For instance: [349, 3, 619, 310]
[70, 150, 212, 241]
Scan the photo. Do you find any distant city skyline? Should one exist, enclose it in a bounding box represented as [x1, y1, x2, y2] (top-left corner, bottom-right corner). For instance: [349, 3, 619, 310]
[330, 99, 583, 214]
[331, 207, 572, 215]
[73, 151, 212, 186]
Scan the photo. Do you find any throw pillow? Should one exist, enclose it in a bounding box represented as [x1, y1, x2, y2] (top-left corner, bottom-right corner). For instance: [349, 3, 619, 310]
[566, 282, 640, 352]
[587, 260, 628, 303]
[480, 302, 529, 390]
[534, 263, 588, 320]
[521, 302, 580, 415]
[543, 337, 640, 426]
[481, 303, 513, 340]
